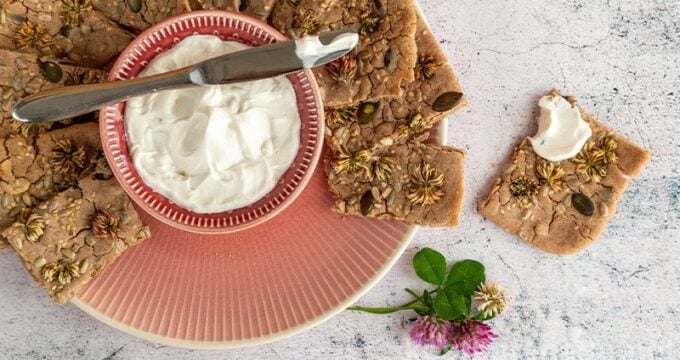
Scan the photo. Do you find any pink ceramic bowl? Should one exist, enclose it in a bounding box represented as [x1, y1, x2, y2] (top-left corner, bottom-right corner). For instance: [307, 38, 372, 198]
[99, 11, 324, 234]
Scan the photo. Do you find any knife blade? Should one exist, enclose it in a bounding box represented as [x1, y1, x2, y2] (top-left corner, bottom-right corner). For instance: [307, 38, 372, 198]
[12, 30, 358, 123]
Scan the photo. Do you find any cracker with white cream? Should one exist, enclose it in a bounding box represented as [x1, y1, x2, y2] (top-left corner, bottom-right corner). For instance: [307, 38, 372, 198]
[479, 92, 650, 255]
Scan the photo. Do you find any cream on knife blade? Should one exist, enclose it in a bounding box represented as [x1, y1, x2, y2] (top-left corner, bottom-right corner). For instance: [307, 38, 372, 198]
[126, 33, 359, 214]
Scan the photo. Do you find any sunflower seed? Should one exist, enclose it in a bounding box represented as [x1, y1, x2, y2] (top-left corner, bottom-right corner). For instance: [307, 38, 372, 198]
[335, 200, 346, 213]
[61, 248, 76, 259]
[371, 186, 381, 201]
[521, 208, 532, 220]
[21, 193, 32, 207]
[8, 236, 22, 250]
[432, 92, 463, 112]
[562, 194, 572, 207]
[85, 235, 97, 247]
[2, 96, 12, 111]
[79, 258, 90, 274]
[535, 223, 549, 236]
[1, 194, 11, 208]
[15, 58, 27, 69]
[115, 240, 126, 252]
[34, 256, 46, 269]
[598, 202, 609, 217]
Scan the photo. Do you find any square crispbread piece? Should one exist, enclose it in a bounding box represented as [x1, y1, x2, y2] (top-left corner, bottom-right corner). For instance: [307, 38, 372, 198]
[271, 0, 418, 107]
[0, 0, 133, 67]
[327, 141, 465, 227]
[1, 177, 150, 304]
[479, 93, 650, 255]
[0, 123, 108, 249]
[0, 49, 107, 139]
[91, 0, 276, 31]
[324, 17, 466, 154]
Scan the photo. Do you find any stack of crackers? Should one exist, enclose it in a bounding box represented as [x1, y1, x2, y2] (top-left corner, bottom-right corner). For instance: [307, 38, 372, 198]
[0, 0, 466, 303]
[270, 0, 468, 226]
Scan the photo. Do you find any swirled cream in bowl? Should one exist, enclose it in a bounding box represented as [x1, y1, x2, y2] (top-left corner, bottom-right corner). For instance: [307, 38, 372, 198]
[125, 35, 301, 214]
[100, 11, 326, 233]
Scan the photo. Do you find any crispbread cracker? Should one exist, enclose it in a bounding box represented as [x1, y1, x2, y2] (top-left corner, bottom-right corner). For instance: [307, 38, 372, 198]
[271, 0, 418, 107]
[328, 141, 466, 227]
[479, 92, 650, 255]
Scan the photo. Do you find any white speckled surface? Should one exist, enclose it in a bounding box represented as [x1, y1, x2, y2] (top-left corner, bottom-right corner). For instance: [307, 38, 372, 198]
[1, 0, 679, 358]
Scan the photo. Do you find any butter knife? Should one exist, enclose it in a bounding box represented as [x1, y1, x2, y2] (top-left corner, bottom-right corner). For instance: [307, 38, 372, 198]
[12, 30, 358, 123]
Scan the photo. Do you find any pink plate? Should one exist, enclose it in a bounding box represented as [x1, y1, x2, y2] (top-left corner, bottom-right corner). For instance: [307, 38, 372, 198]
[99, 11, 324, 234]
[75, 5, 446, 349]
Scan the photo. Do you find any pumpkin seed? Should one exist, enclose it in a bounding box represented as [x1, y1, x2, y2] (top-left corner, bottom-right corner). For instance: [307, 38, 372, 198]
[60, 25, 73, 37]
[39, 61, 63, 83]
[239, 0, 249, 11]
[572, 193, 594, 216]
[372, 0, 386, 17]
[9, 14, 27, 24]
[360, 191, 373, 215]
[432, 91, 463, 112]
[126, 0, 143, 13]
[358, 102, 379, 124]
[383, 49, 392, 68]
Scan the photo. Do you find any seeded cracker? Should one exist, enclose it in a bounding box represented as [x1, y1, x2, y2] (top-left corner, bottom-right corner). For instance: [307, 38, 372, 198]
[479, 92, 650, 255]
[0, 49, 107, 139]
[0, 0, 133, 67]
[0, 123, 107, 249]
[271, 0, 418, 107]
[2, 176, 150, 304]
[327, 141, 465, 227]
[91, 0, 277, 32]
[325, 17, 466, 154]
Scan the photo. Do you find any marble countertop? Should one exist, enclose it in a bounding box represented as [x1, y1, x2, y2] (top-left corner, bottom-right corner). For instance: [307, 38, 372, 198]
[1, 0, 678, 359]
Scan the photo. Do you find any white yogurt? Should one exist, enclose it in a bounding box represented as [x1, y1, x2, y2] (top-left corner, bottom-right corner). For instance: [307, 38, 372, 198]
[530, 94, 592, 162]
[124, 35, 301, 213]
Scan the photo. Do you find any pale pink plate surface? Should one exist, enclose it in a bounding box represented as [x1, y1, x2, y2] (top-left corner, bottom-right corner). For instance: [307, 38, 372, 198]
[75, 4, 446, 349]
[99, 11, 324, 234]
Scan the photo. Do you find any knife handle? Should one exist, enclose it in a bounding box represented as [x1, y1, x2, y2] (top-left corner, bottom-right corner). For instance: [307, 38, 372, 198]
[12, 68, 194, 123]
